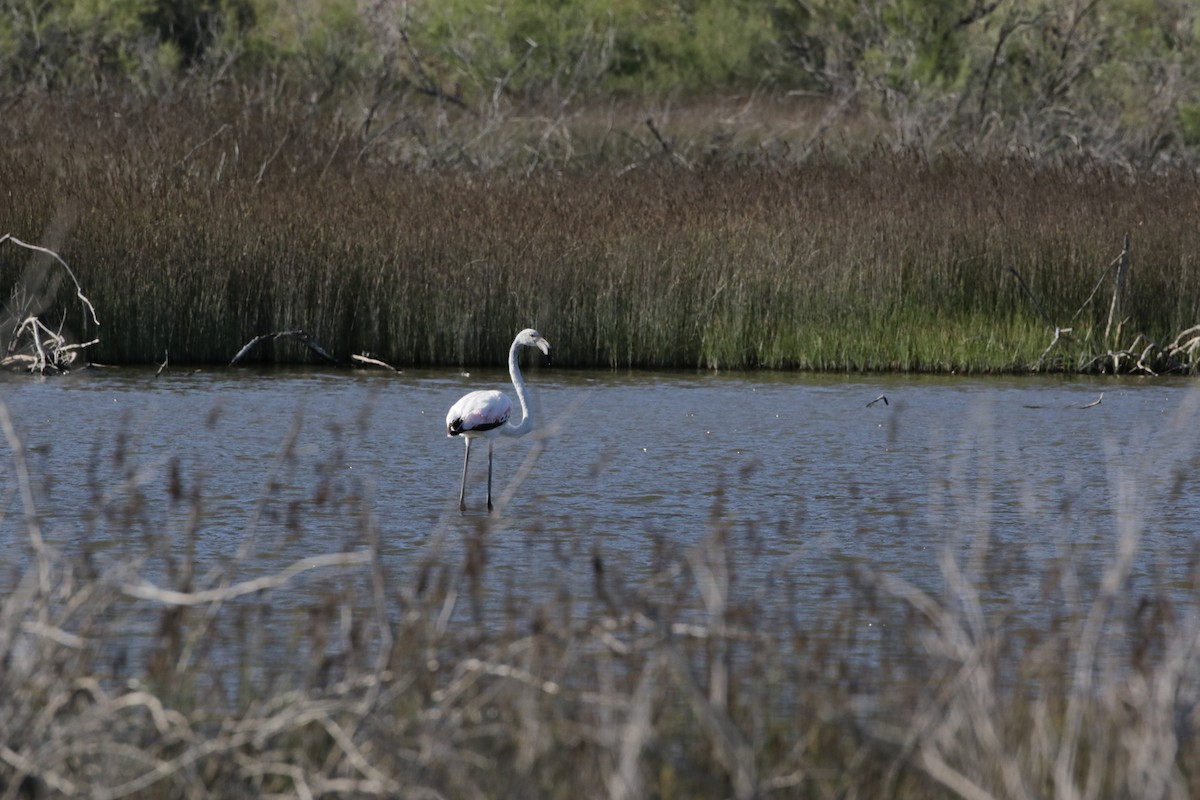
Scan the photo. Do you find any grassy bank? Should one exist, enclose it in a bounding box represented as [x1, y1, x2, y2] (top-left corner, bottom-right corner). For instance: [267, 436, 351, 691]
[3, 95, 1200, 373]
[3, 386, 1200, 799]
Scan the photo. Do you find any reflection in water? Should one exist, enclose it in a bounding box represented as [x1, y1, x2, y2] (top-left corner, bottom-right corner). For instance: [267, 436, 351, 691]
[0, 367, 1198, 631]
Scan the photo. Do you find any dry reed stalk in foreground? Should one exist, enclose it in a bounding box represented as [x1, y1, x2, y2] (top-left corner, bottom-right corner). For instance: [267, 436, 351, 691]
[3, 392, 1200, 798]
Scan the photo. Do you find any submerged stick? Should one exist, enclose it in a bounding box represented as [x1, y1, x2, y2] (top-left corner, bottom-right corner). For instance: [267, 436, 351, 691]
[350, 353, 401, 372]
[230, 330, 339, 366]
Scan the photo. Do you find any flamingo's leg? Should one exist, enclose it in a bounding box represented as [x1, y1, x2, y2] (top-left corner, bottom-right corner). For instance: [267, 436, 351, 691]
[487, 439, 495, 512]
[459, 438, 471, 512]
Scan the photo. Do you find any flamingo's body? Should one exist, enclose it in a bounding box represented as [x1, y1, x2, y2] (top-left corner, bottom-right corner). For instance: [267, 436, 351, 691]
[446, 328, 550, 511]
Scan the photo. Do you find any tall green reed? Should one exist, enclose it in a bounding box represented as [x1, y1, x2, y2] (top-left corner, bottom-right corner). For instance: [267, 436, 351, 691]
[4, 96, 1200, 372]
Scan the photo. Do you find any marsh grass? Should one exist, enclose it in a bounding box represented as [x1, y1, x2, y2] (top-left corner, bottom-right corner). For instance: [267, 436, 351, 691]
[4, 383, 1200, 798]
[3, 94, 1200, 372]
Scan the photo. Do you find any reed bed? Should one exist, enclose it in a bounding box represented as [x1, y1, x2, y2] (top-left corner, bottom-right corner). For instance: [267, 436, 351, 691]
[3, 94, 1200, 373]
[3, 381, 1200, 800]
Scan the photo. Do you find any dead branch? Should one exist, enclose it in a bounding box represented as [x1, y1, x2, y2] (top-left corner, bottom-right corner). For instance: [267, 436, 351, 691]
[1016, 237, 1164, 375]
[1165, 324, 1200, 367]
[396, 16, 471, 112]
[1104, 233, 1131, 344]
[230, 330, 340, 366]
[617, 118, 693, 176]
[0, 233, 100, 326]
[645, 117, 672, 156]
[1035, 326, 1072, 369]
[1007, 266, 1056, 330]
[0, 314, 97, 373]
[1135, 343, 1158, 376]
[350, 352, 401, 372]
[1068, 249, 1125, 327]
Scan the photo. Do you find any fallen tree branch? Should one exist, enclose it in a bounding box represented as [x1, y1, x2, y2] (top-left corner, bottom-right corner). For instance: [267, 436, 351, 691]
[350, 352, 401, 372]
[1165, 324, 1200, 367]
[0, 233, 99, 326]
[230, 330, 339, 366]
[1035, 326, 1072, 369]
[0, 234, 101, 373]
[0, 315, 97, 373]
[1134, 340, 1159, 376]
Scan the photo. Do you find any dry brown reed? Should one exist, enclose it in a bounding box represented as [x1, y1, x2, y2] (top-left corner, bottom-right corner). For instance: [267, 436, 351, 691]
[4, 381, 1200, 799]
[3, 94, 1200, 373]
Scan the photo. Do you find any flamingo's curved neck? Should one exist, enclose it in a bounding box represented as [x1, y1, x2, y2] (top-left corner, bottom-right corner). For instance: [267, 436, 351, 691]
[504, 338, 534, 436]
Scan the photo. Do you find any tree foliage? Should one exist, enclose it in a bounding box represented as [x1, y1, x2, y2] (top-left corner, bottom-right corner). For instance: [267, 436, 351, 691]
[1, 0, 1198, 167]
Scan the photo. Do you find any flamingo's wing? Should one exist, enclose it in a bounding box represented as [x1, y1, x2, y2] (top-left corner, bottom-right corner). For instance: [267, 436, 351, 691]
[446, 390, 513, 435]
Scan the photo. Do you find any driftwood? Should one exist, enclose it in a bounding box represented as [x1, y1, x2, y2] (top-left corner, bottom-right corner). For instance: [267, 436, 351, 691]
[1165, 324, 1200, 365]
[0, 235, 100, 373]
[230, 330, 340, 366]
[0, 234, 99, 326]
[350, 353, 402, 372]
[0, 315, 98, 373]
[1015, 234, 1199, 374]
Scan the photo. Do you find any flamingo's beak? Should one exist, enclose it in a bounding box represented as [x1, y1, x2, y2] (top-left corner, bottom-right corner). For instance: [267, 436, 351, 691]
[536, 338, 551, 357]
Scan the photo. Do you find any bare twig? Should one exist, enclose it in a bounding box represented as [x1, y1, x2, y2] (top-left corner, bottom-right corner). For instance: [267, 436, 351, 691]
[254, 130, 291, 185]
[1068, 248, 1124, 325]
[175, 123, 231, 168]
[1035, 326, 1072, 368]
[1007, 266, 1055, 330]
[350, 352, 401, 372]
[645, 117, 672, 156]
[1103, 233, 1130, 344]
[396, 20, 470, 112]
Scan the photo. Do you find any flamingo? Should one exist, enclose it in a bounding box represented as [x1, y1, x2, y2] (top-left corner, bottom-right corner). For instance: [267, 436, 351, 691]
[446, 328, 551, 512]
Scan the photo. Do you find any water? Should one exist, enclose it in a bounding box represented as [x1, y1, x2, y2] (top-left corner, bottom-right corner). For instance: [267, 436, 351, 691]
[2, 366, 1198, 627]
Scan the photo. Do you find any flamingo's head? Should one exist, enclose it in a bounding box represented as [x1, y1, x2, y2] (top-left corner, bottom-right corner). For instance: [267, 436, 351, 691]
[517, 328, 551, 356]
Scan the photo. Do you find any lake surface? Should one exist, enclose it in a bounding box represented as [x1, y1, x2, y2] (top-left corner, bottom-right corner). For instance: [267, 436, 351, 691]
[2, 365, 1199, 631]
